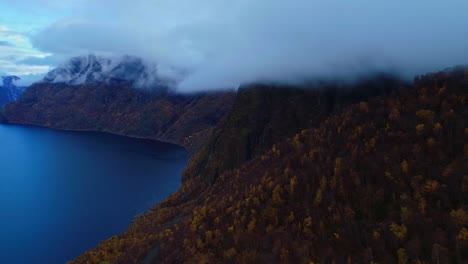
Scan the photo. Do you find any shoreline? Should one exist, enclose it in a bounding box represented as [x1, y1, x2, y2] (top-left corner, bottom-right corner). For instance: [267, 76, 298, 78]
[0, 121, 187, 150]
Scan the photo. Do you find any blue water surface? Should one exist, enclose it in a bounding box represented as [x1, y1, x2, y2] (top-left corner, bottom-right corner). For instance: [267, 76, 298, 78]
[0, 124, 188, 264]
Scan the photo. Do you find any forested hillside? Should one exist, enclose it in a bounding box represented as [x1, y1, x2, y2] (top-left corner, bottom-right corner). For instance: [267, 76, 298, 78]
[184, 74, 402, 183]
[1, 80, 235, 152]
[70, 67, 467, 263]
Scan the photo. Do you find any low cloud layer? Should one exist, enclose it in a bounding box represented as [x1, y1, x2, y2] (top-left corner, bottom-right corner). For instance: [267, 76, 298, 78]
[13, 0, 468, 91]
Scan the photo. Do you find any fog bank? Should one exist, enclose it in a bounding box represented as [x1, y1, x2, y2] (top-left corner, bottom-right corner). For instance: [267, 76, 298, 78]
[29, 0, 468, 91]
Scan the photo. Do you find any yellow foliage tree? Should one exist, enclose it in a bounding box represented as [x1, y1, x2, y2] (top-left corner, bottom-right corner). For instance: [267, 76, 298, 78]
[416, 109, 435, 123]
[416, 124, 425, 135]
[450, 209, 468, 227]
[401, 160, 409, 174]
[433, 122, 443, 133]
[397, 248, 409, 264]
[457, 228, 468, 242]
[272, 185, 283, 205]
[303, 217, 313, 234]
[247, 218, 256, 232]
[224, 248, 237, 259]
[390, 223, 407, 240]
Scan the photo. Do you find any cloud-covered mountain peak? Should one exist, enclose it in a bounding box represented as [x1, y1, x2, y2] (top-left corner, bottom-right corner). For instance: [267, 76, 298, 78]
[43, 55, 173, 89]
[2, 76, 21, 88]
[0, 75, 25, 105]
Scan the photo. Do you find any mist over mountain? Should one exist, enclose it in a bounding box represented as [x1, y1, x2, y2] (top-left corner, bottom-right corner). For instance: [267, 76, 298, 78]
[42, 55, 177, 90]
[2, 1, 468, 263]
[0, 76, 25, 106]
[25, 0, 468, 92]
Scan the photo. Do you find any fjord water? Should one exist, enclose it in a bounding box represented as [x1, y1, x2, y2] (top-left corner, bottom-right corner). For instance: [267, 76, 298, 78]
[0, 124, 188, 264]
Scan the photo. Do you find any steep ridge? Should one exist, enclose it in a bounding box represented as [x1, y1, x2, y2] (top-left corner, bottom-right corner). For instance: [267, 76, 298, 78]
[69, 67, 466, 263]
[0, 80, 234, 152]
[184, 74, 403, 183]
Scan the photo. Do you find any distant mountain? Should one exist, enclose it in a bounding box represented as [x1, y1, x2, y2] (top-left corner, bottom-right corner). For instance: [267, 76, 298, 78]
[1, 78, 235, 153]
[0, 54, 238, 153]
[0, 76, 25, 106]
[43, 55, 173, 89]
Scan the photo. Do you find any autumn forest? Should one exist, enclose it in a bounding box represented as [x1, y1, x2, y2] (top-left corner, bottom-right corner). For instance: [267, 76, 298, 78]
[65, 67, 468, 264]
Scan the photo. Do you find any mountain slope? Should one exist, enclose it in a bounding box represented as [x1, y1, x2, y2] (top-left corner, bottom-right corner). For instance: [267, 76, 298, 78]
[1, 80, 234, 152]
[0, 55, 235, 152]
[70, 67, 467, 263]
[184, 75, 403, 183]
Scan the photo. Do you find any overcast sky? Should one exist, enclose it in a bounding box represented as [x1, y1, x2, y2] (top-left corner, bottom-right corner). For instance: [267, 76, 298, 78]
[1, 0, 468, 90]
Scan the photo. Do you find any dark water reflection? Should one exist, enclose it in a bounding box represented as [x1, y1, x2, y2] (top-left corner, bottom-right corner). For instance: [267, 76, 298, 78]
[0, 124, 187, 264]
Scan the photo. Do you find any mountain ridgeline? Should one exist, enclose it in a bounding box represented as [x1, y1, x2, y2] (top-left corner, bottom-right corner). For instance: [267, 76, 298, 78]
[63, 67, 466, 264]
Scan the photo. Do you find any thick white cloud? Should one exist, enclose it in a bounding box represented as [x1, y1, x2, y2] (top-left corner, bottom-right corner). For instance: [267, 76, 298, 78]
[15, 0, 468, 90]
